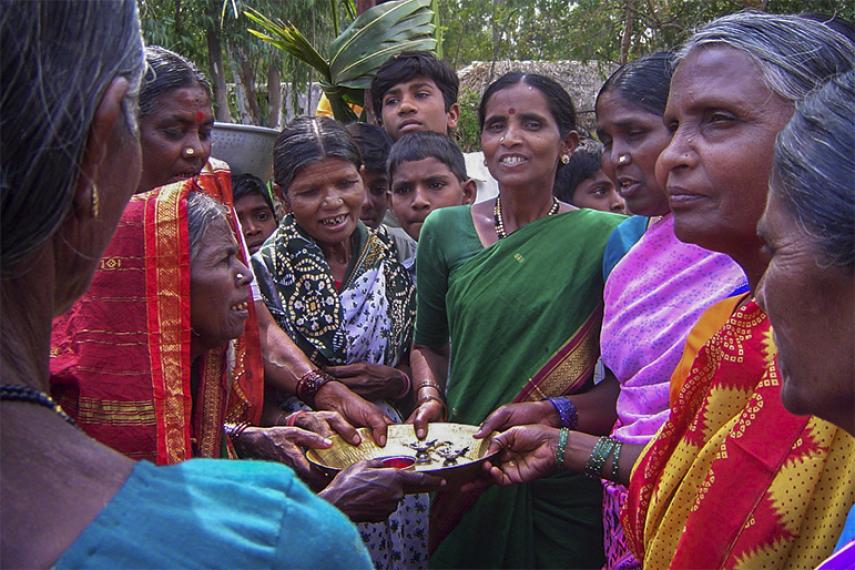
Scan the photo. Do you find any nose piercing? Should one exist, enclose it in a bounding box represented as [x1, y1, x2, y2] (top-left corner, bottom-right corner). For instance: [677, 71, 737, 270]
[617, 153, 630, 165]
[183, 147, 196, 157]
[499, 136, 505, 143]
[236, 273, 245, 282]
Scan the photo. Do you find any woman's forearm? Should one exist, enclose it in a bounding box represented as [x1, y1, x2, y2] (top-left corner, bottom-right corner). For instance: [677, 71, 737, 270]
[568, 373, 620, 435]
[255, 300, 314, 394]
[563, 430, 644, 486]
[410, 343, 449, 390]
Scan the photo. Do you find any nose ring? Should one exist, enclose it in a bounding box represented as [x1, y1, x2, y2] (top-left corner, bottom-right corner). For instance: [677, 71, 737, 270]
[617, 153, 630, 165]
[236, 273, 245, 282]
[183, 147, 196, 157]
[499, 136, 505, 143]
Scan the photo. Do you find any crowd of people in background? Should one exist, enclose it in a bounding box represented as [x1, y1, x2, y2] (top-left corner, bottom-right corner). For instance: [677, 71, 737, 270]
[1, 1, 853, 569]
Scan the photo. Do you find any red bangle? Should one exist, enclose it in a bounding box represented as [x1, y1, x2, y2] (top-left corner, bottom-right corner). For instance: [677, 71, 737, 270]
[296, 369, 332, 408]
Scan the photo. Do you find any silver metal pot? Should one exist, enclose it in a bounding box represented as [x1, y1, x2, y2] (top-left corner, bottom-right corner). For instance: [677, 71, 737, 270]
[210, 122, 279, 181]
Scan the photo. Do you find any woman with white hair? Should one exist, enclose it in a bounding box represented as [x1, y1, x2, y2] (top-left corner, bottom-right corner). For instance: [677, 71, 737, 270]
[483, 11, 854, 569]
[0, 2, 371, 567]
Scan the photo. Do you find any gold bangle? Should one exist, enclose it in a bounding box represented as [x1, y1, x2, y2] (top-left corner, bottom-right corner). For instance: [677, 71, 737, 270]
[418, 395, 444, 406]
[415, 381, 442, 393]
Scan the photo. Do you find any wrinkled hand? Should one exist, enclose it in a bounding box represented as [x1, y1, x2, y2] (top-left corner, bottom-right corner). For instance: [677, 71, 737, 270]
[405, 398, 446, 440]
[314, 381, 393, 446]
[482, 425, 560, 486]
[325, 363, 409, 401]
[319, 459, 445, 522]
[289, 410, 361, 446]
[475, 400, 558, 438]
[237, 426, 331, 482]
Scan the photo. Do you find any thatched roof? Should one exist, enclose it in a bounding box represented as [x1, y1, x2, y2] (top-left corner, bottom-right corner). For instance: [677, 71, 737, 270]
[457, 60, 616, 134]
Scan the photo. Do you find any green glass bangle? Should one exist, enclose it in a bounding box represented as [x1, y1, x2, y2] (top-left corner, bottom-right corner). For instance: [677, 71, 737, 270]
[555, 427, 570, 470]
[585, 436, 616, 479]
[610, 440, 623, 482]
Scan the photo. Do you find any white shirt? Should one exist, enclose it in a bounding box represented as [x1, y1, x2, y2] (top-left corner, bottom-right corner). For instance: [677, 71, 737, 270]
[463, 151, 499, 203]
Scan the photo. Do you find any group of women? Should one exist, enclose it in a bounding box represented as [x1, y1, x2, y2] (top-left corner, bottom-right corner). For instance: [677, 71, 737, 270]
[1, 1, 852, 569]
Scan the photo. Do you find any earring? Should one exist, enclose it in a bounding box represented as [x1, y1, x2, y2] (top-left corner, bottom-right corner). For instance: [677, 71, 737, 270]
[560, 154, 570, 165]
[90, 185, 100, 219]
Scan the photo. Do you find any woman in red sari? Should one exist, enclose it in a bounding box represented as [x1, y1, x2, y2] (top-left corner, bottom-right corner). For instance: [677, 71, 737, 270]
[483, 12, 854, 569]
[49, 46, 267, 462]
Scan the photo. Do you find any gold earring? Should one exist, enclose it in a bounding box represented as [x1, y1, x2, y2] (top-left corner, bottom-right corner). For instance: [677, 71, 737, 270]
[560, 154, 570, 165]
[91, 185, 100, 219]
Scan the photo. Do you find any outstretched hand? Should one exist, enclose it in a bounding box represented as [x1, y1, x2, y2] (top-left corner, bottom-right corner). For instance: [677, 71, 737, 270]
[482, 425, 561, 486]
[475, 400, 558, 438]
[288, 410, 361, 446]
[405, 398, 446, 440]
[320, 459, 445, 522]
[315, 381, 394, 446]
[237, 426, 331, 484]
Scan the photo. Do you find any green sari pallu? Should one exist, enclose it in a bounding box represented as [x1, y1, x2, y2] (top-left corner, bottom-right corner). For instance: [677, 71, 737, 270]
[430, 210, 623, 569]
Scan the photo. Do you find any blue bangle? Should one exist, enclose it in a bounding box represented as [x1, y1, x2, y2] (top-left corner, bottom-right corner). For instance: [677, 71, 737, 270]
[547, 397, 578, 430]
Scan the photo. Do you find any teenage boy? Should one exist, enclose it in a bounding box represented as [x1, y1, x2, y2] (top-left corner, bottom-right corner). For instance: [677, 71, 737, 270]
[371, 51, 498, 203]
[387, 132, 476, 275]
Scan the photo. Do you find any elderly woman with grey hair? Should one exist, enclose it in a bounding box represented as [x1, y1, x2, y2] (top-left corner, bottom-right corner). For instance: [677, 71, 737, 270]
[0, 1, 374, 567]
[483, 11, 854, 569]
[757, 70, 855, 565]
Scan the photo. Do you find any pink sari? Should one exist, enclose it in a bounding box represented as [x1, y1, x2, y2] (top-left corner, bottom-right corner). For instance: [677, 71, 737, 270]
[599, 214, 746, 569]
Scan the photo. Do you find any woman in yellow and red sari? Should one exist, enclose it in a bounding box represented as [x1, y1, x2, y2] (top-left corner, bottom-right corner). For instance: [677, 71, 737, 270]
[484, 13, 854, 570]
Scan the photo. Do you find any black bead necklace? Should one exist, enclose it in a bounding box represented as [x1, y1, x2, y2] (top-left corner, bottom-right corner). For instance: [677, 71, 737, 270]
[0, 384, 78, 428]
[494, 196, 560, 240]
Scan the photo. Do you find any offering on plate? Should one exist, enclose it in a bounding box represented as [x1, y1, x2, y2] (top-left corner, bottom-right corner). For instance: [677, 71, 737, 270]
[306, 423, 497, 486]
[378, 456, 417, 470]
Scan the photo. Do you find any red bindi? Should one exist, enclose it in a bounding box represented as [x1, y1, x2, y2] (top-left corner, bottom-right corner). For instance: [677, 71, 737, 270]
[195, 111, 205, 123]
[508, 108, 516, 115]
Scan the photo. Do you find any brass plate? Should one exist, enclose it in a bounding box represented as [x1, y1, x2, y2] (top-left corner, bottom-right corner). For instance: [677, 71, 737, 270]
[306, 423, 496, 480]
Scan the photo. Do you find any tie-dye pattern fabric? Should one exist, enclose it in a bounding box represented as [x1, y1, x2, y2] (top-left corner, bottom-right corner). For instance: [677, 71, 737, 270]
[623, 300, 855, 569]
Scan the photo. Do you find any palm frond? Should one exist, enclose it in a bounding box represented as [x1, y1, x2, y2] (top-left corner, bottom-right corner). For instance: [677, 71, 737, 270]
[244, 8, 330, 79]
[244, 0, 437, 123]
[329, 0, 435, 86]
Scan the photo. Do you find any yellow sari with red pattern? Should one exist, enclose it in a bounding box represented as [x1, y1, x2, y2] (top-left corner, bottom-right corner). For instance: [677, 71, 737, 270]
[50, 160, 263, 464]
[623, 299, 855, 569]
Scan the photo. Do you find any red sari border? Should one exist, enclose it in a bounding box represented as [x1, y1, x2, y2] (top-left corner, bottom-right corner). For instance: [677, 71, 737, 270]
[144, 183, 193, 465]
[514, 305, 603, 402]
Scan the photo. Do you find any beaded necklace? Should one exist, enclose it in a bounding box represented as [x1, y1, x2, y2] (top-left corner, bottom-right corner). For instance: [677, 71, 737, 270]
[0, 384, 78, 428]
[493, 196, 561, 239]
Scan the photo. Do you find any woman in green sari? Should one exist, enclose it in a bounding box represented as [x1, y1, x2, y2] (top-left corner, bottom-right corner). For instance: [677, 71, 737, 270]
[410, 73, 625, 568]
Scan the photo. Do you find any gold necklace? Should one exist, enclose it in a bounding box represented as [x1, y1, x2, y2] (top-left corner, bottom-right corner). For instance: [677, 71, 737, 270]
[494, 196, 560, 239]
